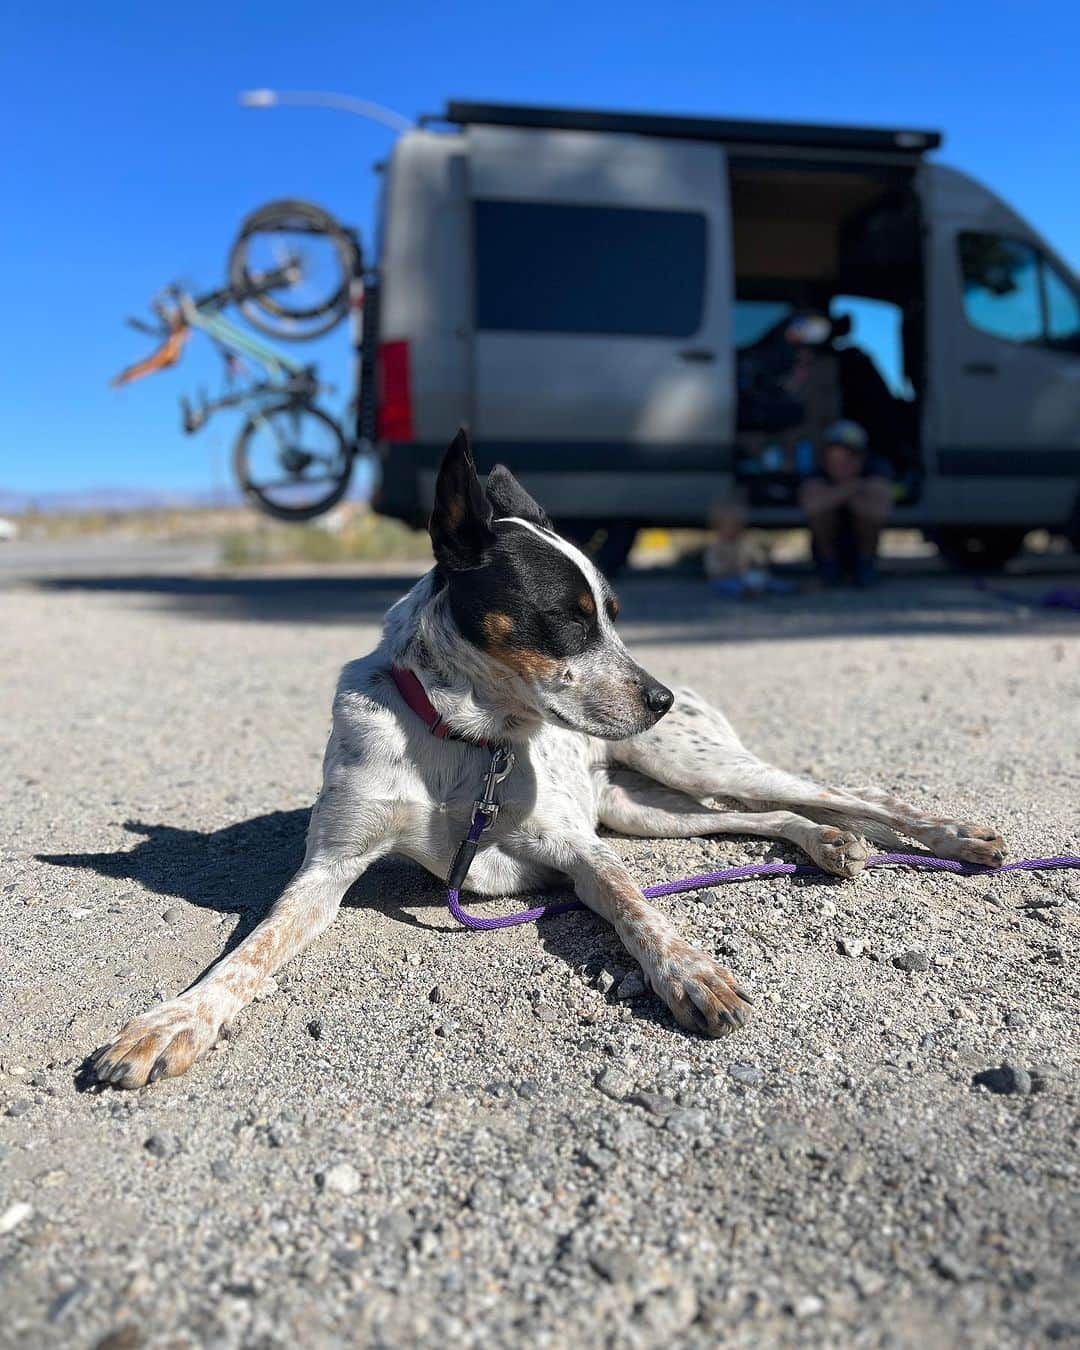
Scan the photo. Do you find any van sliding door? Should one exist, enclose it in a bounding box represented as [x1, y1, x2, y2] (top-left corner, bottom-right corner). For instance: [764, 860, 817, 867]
[466, 127, 733, 472]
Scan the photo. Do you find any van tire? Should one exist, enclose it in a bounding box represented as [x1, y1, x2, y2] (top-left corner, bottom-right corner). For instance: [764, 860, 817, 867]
[928, 527, 1027, 573]
[559, 520, 638, 576]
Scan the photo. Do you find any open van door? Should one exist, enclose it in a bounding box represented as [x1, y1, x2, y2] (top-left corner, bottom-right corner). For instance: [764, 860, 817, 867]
[465, 127, 733, 482]
[922, 164, 1080, 523]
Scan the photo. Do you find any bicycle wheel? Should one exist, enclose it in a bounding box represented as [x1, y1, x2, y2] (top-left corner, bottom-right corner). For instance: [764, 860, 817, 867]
[228, 200, 359, 342]
[233, 401, 354, 521]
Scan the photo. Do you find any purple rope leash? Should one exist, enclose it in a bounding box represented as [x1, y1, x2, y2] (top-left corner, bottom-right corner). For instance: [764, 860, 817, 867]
[448, 851, 1080, 931]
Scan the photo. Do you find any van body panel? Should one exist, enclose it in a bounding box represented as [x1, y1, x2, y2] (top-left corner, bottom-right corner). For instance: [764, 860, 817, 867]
[466, 127, 734, 447]
[921, 163, 1080, 524]
[379, 131, 471, 441]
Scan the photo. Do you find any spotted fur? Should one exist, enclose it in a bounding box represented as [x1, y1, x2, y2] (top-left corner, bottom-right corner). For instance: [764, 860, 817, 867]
[87, 430, 1006, 1087]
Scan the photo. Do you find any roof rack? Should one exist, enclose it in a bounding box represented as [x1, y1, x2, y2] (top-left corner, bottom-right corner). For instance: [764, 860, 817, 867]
[442, 100, 942, 155]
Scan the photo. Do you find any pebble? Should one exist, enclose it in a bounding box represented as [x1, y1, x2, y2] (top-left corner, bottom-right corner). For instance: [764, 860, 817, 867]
[629, 1090, 677, 1118]
[615, 971, 648, 1000]
[594, 969, 617, 996]
[533, 1003, 559, 1025]
[791, 1294, 825, 1319]
[306, 1018, 324, 1040]
[48, 1284, 89, 1322]
[6, 1099, 32, 1118]
[162, 906, 184, 924]
[837, 937, 864, 958]
[467, 1178, 502, 1212]
[932, 1251, 972, 1282]
[595, 1067, 634, 1100]
[665, 1107, 708, 1138]
[590, 1249, 643, 1284]
[319, 1162, 361, 1196]
[1003, 1010, 1027, 1028]
[893, 950, 930, 973]
[428, 985, 445, 1004]
[973, 1064, 1033, 1096]
[583, 1143, 618, 1172]
[210, 1158, 233, 1181]
[376, 1210, 417, 1246]
[144, 1132, 180, 1159]
[94, 1325, 143, 1350]
[0, 1202, 32, 1234]
[728, 1062, 765, 1087]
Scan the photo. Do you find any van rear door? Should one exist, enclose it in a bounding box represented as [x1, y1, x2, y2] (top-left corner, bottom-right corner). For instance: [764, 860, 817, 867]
[466, 127, 733, 469]
[922, 164, 1080, 517]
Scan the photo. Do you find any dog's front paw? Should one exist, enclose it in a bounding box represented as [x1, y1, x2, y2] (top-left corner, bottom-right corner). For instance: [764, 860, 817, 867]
[809, 826, 869, 878]
[926, 821, 1007, 868]
[88, 997, 219, 1089]
[646, 937, 753, 1038]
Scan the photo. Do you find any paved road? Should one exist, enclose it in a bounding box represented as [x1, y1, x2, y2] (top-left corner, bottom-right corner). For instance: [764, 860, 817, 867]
[0, 535, 219, 586]
[2, 548, 1078, 1348]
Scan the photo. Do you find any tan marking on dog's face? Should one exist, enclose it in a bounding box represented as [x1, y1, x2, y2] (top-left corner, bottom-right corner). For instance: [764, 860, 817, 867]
[480, 611, 561, 681]
[482, 612, 514, 641]
[578, 592, 595, 616]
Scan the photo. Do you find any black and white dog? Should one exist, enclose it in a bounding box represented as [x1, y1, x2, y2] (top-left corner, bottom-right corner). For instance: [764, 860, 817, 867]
[89, 431, 1006, 1087]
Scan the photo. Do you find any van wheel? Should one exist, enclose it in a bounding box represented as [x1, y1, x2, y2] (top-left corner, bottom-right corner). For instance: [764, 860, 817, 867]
[559, 519, 638, 576]
[928, 527, 1027, 573]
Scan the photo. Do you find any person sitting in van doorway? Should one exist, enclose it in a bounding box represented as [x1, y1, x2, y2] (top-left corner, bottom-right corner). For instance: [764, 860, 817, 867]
[799, 419, 894, 587]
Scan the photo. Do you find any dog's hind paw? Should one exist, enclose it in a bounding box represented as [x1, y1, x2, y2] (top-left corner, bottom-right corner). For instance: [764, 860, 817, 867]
[809, 827, 869, 878]
[925, 822, 1007, 868]
[88, 997, 219, 1090]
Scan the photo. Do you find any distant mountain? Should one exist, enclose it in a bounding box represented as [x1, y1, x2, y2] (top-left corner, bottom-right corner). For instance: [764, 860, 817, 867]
[0, 486, 243, 515]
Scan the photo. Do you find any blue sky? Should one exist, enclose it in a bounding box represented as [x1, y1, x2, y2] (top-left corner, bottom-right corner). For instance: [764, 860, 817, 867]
[4, 1, 1079, 495]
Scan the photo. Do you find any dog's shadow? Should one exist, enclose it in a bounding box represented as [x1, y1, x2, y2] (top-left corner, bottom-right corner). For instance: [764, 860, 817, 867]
[36, 810, 463, 959]
[39, 810, 806, 1053]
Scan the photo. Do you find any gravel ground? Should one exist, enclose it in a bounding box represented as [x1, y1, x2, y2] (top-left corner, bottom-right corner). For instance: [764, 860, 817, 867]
[2, 551, 1079, 1349]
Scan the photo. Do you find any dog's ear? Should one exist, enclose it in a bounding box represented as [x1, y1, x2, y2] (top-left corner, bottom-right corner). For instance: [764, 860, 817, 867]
[429, 428, 495, 570]
[484, 463, 552, 529]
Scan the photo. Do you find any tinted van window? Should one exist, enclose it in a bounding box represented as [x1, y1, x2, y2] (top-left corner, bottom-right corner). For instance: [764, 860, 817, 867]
[1044, 261, 1080, 347]
[958, 234, 1042, 343]
[958, 232, 1080, 350]
[474, 200, 706, 337]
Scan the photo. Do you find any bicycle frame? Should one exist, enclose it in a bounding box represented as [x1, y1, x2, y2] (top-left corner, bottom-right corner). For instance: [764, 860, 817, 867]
[180, 293, 305, 383]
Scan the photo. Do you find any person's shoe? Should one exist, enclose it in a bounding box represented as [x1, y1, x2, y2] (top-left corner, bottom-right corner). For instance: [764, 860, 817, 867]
[817, 559, 844, 588]
[854, 557, 879, 587]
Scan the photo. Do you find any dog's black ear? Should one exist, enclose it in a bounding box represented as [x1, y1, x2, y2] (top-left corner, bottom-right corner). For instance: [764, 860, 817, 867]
[485, 463, 552, 529]
[429, 428, 495, 570]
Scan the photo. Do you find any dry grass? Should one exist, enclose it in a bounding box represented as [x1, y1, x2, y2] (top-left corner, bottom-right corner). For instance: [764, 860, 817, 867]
[218, 504, 430, 567]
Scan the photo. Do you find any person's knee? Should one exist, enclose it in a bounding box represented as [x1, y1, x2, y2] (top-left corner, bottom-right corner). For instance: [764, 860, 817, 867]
[851, 482, 892, 524]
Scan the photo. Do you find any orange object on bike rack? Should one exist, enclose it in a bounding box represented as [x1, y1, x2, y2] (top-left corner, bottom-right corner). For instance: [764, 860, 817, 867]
[110, 318, 190, 387]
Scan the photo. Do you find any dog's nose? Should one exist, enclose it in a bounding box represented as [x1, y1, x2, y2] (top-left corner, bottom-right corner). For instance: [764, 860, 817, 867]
[644, 683, 674, 716]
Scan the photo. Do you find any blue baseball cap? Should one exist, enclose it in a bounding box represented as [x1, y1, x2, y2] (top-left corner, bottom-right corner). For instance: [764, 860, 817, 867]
[821, 419, 869, 453]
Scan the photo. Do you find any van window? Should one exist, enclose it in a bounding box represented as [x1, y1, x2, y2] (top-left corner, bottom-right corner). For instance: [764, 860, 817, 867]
[1044, 261, 1080, 347]
[734, 300, 793, 349]
[473, 200, 706, 337]
[957, 232, 1080, 350]
[958, 234, 1042, 343]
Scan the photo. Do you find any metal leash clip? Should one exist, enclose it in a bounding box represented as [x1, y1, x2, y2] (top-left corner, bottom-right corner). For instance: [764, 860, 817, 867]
[473, 745, 515, 828]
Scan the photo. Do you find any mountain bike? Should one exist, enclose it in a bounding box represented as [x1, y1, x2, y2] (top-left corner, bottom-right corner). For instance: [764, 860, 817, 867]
[112, 201, 363, 522]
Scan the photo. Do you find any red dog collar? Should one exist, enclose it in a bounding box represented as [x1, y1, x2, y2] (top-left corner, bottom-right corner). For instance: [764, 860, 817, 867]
[390, 664, 490, 747]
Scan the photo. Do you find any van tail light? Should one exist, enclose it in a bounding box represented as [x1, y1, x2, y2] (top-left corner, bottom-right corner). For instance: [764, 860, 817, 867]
[376, 340, 414, 442]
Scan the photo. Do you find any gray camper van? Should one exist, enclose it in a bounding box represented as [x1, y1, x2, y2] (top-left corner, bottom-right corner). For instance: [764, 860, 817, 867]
[367, 100, 1080, 571]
